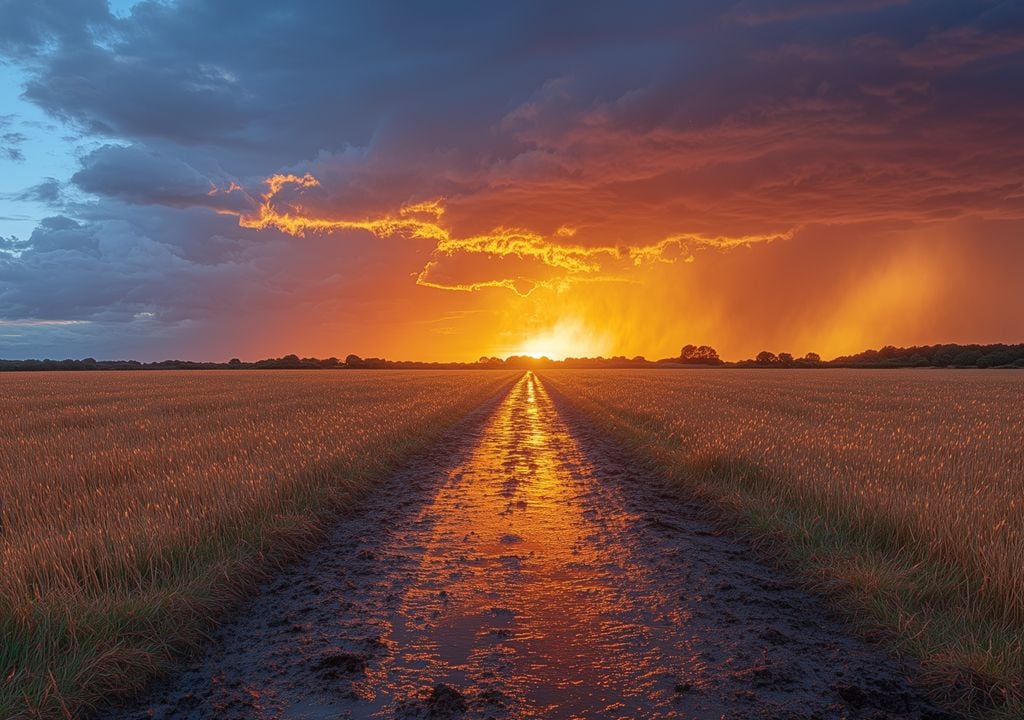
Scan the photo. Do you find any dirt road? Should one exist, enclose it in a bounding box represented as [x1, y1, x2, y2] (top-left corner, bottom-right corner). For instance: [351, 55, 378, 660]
[104, 373, 954, 719]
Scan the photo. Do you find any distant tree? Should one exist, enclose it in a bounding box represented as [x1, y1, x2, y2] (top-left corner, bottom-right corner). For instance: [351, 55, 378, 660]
[680, 344, 722, 364]
[345, 354, 363, 367]
[755, 351, 777, 365]
[228, 358, 242, 366]
[978, 350, 1016, 368]
[952, 349, 982, 367]
[933, 346, 959, 367]
[803, 352, 821, 363]
[777, 352, 794, 366]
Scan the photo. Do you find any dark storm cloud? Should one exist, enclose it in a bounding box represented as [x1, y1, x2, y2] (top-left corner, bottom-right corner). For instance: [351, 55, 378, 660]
[0, 235, 30, 254]
[3, 2, 720, 160]
[729, 0, 912, 25]
[0, 0, 111, 59]
[5, 1, 1022, 184]
[0, 204, 282, 325]
[14, 177, 63, 205]
[72, 144, 253, 212]
[0, 0, 1022, 358]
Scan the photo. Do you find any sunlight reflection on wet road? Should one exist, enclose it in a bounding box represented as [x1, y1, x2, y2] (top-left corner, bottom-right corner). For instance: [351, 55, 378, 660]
[373, 371, 696, 717]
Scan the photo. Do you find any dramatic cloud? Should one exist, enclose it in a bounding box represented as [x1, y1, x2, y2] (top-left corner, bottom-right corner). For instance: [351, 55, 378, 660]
[230, 173, 787, 296]
[0, 0, 1021, 360]
[72, 145, 251, 212]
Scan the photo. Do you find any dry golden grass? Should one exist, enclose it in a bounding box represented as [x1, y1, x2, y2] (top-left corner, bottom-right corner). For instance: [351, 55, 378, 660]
[0, 369, 516, 719]
[541, 368, 1024, 718]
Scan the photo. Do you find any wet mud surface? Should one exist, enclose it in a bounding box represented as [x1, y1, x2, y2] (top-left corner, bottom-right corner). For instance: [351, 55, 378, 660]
[102, 373, 956, 720]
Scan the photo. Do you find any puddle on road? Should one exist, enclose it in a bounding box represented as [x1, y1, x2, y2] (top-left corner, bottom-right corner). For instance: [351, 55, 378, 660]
[366, 372, 700, 718]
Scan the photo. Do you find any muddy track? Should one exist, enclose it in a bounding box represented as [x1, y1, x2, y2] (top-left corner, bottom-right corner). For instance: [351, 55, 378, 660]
[101, 373, 956, 720]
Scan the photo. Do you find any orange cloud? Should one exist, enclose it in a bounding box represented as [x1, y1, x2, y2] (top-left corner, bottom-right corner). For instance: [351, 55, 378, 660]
[235, 173, 788, 295]
[238, 173, 448, 241]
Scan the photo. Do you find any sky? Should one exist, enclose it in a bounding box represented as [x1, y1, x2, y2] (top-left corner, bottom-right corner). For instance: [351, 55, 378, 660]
[0, 1, 1022, 362]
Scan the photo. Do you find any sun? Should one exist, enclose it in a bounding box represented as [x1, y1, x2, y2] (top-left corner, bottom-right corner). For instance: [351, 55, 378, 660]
[509, 319, 611, 360]
[516, 344, 559, 360]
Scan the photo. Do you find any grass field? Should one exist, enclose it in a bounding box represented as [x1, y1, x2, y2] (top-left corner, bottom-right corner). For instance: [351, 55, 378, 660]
[541, 369, 1024, 717]
[0, 370, 516, 719]
[4, 368, 1022, 718]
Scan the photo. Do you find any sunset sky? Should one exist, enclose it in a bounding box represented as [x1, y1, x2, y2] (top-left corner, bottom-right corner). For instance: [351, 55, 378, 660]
[1, 1, 1022, 362]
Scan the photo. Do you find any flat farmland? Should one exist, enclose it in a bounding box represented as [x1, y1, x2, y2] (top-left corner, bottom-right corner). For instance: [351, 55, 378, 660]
[542, 368, 1024, 714]
[0, 370, 516, 718]
[4, 368, 1022, 719]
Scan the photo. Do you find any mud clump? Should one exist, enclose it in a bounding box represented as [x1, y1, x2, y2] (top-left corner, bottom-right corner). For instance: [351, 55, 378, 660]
[833, 681, 961, 719]
[311, 649, 368, 678]
[427, 683, 468, 718]
[758, 627, 792, 646]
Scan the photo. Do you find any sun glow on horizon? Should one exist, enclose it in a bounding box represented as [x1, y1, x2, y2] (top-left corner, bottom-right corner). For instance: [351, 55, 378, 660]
[508, 318, 612, 361]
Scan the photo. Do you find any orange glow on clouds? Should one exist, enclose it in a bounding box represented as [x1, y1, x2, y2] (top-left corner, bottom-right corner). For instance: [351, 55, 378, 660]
[235, 173, 788, 299]
[239, 174, 448, 242]
[222, 173, 1024, 363]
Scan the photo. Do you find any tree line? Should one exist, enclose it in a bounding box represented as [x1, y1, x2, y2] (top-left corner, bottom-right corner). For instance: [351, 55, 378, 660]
[1, 343, 1023, 371]
[675, 343, 1024, 368]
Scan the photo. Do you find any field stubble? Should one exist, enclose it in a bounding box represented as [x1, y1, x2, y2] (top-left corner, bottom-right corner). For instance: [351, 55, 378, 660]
[0, 369, 516, 719]
[542, 368, 1024, 718]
